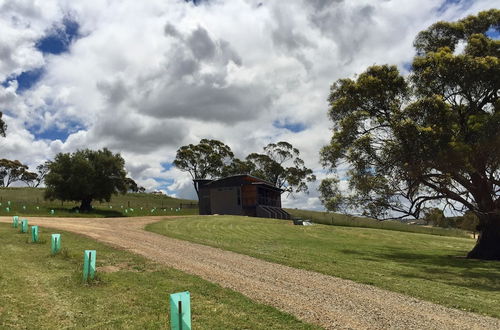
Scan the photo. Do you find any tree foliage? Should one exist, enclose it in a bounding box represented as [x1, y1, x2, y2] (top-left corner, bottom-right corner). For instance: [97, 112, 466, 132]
[241, 142, 316, 194]
[124, 177, 139, 192]
[174, 140, 315, 195]
[32, 161, 51, 187]
[20, 170, 38, 187]
[0, 159, 30, 187]
[44, 148, 128, 211]
[173, 139, 234, 195]
[423, 208, 446, 227]
[0, 112, 6, 138]
[320, 10, 500, 259]
[318, 178, 344, 212]
[458, 211, 480, 233]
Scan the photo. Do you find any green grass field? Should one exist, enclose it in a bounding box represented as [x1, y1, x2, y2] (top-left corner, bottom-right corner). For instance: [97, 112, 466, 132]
[147, 215, 500, 318]
[0, 223, 316, 329]
[0, 187, 198, 217]
[286, 208, 469, 238]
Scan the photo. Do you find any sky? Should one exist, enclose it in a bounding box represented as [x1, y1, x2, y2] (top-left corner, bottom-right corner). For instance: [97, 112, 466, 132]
[0, 0, 497, 210]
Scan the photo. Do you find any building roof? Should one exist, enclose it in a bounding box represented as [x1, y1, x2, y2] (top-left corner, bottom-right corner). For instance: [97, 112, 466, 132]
[195, 174, 282, 191]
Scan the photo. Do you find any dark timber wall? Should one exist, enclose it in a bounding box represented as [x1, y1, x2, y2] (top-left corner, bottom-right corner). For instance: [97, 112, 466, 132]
[194, 175, 290, 219]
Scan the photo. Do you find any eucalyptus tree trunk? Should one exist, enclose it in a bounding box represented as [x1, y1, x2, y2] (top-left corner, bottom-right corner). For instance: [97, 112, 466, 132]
[467, 213, 500, 260]
[79, 198, 93, 212]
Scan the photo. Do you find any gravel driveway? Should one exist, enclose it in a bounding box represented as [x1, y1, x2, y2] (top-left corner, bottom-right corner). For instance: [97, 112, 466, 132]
[2, 216, 499, 329]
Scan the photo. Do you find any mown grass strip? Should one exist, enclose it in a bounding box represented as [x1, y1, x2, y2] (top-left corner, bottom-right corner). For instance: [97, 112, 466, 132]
[286, 208, 469, 238]
[147, 215, 500, 319]
[0, 223, 317, 329]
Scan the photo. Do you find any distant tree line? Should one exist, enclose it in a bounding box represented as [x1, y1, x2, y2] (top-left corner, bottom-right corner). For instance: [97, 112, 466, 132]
[422, 208, 480, 234]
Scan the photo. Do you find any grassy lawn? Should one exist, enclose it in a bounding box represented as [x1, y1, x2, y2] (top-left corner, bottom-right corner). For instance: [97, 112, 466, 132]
[286, 208, 469, 238]
[147, 215, 500, 318]
[0, 187, 198, 217]
[0, 223, 316, 329]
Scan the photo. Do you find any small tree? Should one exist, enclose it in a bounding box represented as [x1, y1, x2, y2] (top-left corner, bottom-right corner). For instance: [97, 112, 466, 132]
[21, 171, 38, 187]
[459, 211, 480, 238]
[173, 139, 234, 196]
[0, 159, 29, 187]
[423, 208, 446, 227]
[242, 142, 316, 194]
[33, 161, 51, 187]
[44, 148, 128, 211]
[124, 177, 139, 192]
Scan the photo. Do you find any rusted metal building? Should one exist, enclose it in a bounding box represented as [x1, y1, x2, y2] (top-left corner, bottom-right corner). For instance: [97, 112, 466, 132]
[194, 175, 291, 219]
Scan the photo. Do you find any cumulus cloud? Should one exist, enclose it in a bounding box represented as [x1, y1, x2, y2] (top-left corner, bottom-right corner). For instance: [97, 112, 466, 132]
[0, 0, 497, 209]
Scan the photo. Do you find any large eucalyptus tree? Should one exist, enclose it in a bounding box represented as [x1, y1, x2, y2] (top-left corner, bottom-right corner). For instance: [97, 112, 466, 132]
[320, 10, 500, 260]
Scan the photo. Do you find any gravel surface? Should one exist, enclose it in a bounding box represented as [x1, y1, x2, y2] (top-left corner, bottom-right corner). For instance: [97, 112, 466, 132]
[2, 216, 499, 330]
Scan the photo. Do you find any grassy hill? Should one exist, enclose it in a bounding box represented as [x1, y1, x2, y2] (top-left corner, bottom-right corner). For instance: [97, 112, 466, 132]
[286, 208, 469, 238]
[0, 223, 315, 329]
[0, 187, 198, 217]
[147, 215, 500, 318]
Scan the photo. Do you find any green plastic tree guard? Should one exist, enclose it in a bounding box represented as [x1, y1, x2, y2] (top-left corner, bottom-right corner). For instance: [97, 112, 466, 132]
[83, 250, 96, 281]
[50, 209, 55, 215]
[31, 226, 39, 243]
[170, 291, 191, 330]
[20, 219, 28, 233]
[12, 216, 19, 228]
[7, 200, 10, 206]
[6, 207, 10, 212]
[51, 234, 61, 254]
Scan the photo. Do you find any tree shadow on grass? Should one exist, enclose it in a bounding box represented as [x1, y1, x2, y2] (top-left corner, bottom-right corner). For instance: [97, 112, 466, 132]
[376, 250, 500, 292]
[52, 207, 124, 218]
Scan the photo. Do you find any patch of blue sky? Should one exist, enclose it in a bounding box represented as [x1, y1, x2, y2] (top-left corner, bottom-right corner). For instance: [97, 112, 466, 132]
[152, 177, 175, 192]
[399, 61, 413, 75]
[13, 68, 44, 92]
[161, 162, 173, 171]
[272, 120, 307, 133]
[36, 18, 79, 55]
[1, 18, 80, 93]
[29, 121, 82, 142]
[486, 27, 499, 40]
[1, 67, 45, 93]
